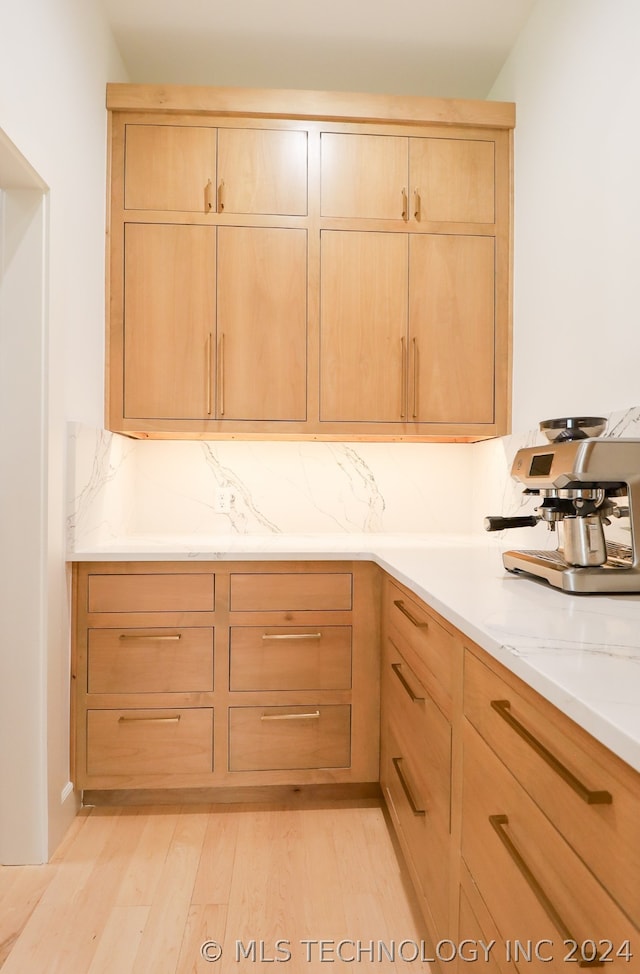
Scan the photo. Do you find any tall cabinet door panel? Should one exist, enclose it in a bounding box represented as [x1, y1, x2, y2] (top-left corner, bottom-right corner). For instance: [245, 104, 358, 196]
[409, 234, 495, 424]
[217, 129, 308, 216]
[320, 133, 408, 220]
[217, 226, 307, 421]
[409, 137, 495, 224]
[124, 124, 216, 212]
[124, 224, 216, 419]
[320, 231, 408, 422]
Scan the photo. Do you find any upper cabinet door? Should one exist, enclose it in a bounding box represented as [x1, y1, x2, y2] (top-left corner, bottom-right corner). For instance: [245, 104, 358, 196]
[409, 234, 495, 424]
[409, 138, 495, 224]
[320, 133, 408, 220]
[217, 129, 308, 216]
[124, 124, 216, 212]
[123, 223, 216, 419]
[217, 226, 308, 421]
[320, 230, 408, 422]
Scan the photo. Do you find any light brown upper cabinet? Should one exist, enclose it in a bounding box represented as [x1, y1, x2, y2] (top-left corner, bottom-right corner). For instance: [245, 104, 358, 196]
[106, 86, 514, 440]
[409, 234, 495, 424]
[123, 223, 307, 422]
[216, 226, 307, 421]
[320, 132, 495, 224]
[216, 128, 308, 216]
[320, 231, 408, 423]
[124, 124, 217, 213]
[124, 223, 215, 419]
[320, 231, 494, 425]
[123, 123, 308, 216]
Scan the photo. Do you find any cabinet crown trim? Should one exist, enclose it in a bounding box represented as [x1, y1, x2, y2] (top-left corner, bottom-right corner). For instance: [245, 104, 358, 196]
[106, 83, 516, 130]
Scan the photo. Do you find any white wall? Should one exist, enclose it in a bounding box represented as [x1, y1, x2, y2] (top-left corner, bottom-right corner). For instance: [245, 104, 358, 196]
[0, 0, 127, 860]
[489, 0, 640, 431]
[0, 182, 48, 864]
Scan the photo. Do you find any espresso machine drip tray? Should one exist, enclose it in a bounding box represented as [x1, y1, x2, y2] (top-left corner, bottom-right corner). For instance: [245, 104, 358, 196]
[514, 541, 633, 568]
[504, 542, 634, 592]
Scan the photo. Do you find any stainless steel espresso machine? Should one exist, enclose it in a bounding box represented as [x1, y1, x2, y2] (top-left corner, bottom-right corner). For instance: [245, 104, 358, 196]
[485, 417, 640, 593]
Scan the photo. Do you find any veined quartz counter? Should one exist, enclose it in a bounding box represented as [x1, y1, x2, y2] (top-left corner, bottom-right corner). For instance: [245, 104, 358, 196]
[67, 533, 640, 773]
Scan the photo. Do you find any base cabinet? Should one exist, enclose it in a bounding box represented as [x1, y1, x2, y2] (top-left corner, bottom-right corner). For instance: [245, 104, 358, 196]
[455, 646, 640, 973]
[72, 561, 380, 795]
[380, 577, 461, 958]
[72, 558, 640, 974]
[379, 575, 640, 974]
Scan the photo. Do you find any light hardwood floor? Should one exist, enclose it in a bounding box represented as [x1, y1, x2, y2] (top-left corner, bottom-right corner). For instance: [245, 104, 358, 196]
[0, 801, 433, 973]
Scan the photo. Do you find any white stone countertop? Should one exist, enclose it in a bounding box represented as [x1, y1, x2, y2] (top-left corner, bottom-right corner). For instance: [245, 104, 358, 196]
[68, 533, 640, 773]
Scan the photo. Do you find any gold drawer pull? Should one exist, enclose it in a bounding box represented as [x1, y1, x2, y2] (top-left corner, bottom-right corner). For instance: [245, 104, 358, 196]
[219, 332, 225, 416]
[401, 187, 408, 221]
[413, 188, 421, 222]
[391, 662, 424, 702]
[411, 337, 418, 419]
[260, 711, 321, 721]
[204, 179, 214, 212]
[489, 815, 605, 967]
[393, 600, 428, 630]
[490, 700, 612, 805]
[206, 332, 213, 415]
[400, 335, 407, 419]
[118, 633, 182, 641]
[262, 632, 322, 641]
[392, 757, 426, 816]
[118, 715, 181, 723]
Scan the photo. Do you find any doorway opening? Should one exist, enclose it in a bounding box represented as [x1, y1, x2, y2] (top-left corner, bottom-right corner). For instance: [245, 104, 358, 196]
[0, 126, 49, 863]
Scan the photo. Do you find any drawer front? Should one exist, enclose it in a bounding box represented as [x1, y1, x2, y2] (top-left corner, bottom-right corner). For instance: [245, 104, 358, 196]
[88, 628, 214, 693]
[458, 884, 514, 974]
[229, 572, 352, 611]
[228, 705, 351, 771]
[462, 722, 636, 970]
[87, 573, 215, 612]
[380, 721, 450, 935]
[86, 708, 214, 775]
[229, 625, 352, 690]
[464, 650, 640, 926]
[384, 579, 455, 718]
[382, 637, 452, 838]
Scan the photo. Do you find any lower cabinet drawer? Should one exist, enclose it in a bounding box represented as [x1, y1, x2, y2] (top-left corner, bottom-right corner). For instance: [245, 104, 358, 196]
[458, 883, 515, 974]
[229, 572, 353, 611]
[229, 626, 352, 690]
[462, 721, 636, 970]
[228, 705, 351, 771]
[381, 721, 450, 936]
[87, 572, 215, 612]
[464, 649, 640, 926]
[382, 638, 451, 838]
[384, 579, 455, 719]
[86, 708, 214, 775]
[87, 628, 214, 693]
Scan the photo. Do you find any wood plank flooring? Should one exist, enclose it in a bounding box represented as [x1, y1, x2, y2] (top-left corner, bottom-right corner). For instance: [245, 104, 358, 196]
[0, 801, 432, 973]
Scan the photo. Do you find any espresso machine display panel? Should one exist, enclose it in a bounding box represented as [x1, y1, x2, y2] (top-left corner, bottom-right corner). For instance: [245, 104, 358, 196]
[528, 453, 554, 477]
[485, 417, 640, 593]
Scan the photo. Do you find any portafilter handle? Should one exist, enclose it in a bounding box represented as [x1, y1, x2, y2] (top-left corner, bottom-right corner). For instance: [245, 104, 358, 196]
[484, 515, 540, 532]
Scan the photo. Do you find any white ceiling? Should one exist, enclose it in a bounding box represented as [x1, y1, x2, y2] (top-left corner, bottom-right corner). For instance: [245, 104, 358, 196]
[101, 0, 537, 99]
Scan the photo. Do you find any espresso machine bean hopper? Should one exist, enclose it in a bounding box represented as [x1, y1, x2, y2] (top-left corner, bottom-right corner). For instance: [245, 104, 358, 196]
[485, 417, 640, 593]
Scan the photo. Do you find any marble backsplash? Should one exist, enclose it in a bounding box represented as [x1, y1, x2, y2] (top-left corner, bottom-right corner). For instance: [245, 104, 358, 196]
[66, 428, 473, 549]
[66, 406, 640, 552]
